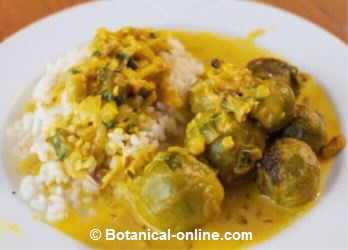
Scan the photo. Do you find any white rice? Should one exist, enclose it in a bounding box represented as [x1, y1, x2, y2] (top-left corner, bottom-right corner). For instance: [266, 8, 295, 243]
[161, 39, 204, 97]
[9, 38, 203, 222]
[19, 161, 69, 222]
[33, 46, 89, 104]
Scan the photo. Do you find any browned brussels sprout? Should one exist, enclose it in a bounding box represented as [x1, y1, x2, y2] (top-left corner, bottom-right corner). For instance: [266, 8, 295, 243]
[257, 138, 320, 207]
[131, 147, 224, 232]
[207, 121, 266, 184]
[247, 57, 302, 95]
[251, 80, 295, 132]
[283, 105, 327, 153]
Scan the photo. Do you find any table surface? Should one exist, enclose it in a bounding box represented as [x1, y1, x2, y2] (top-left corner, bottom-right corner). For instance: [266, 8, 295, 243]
[0, 0, 346, 43]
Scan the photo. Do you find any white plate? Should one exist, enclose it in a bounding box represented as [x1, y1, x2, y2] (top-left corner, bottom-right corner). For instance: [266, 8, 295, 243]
[0, 0, 347, 249]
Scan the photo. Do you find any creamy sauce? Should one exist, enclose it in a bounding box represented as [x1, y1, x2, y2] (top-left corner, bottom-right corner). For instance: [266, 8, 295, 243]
[54, 30, 342, 250]
[0, 220, 21, 236]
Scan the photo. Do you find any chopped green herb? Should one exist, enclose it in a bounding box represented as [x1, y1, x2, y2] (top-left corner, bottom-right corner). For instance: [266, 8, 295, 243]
[237, 152, 252, 167]
[101, 90, 114, 102]
[97, 67, 108, 84]
[199, 113, 220, 135]
[199, 123, 212, 135]
[114, 95, 126, 106]
[211, 58, 221, 69]
[127, 58, 138, 70]
[92, 51, 102, 57]
[103, 119, 116, 129]
[70, 68, 81, 74]
[164, 154, 181, 170]
[51, 131, 64, 148]
[210, 113, 220, 120]
[51, 132, 70, 161]
[221, 98, 234, 112]
[57, 146, 70, 161]
[116, 52, 128, 61]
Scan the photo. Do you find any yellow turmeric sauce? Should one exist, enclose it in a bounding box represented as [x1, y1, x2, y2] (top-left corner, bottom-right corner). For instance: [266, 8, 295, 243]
[0, 220, 21, 236]
[53, 30, 342, 250]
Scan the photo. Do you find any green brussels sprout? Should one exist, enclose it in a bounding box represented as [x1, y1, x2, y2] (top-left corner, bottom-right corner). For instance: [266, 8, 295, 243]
[257, 138, 320, 207]
[189, 61, 256, 115]
[189, 81, 221, 114]
[131, 147, 224, 232]
[283, 105, 327, 153]
[207, 121, 266, 184]
[251, 80, 295, 132]
[247, 57, 302, 95]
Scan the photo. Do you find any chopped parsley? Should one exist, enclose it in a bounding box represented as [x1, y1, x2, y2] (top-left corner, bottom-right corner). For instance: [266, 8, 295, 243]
[70, 67, 81, 74]
[97, 67, 108, 84]
[116, 52, 128, 61]
[103, 119, 116, 129]
[92, 51, 102, 57]
[237, 151, 252, 167]
[114, 95, 126, 106]
[164, 154, 181, 170]
[199, 113, 220, 135]
[101, 89, 114, 102]
[50, 132, 70, 161]
[127, 58, 138, 70]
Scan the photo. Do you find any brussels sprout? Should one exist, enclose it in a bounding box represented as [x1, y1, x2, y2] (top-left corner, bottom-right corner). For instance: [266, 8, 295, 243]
[189, 81, 221, 114]
[132, 147, 224, 232]
[207, 120, 266, 184]
[257, 138, 320, 207]
[251, 80, 295, 132]
[189, 61, 255, 115]
[247, 57, 301, 95]
[283, 105, 327, 153]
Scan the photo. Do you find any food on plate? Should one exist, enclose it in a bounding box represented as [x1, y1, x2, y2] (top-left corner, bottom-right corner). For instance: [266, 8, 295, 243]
[131, 147, 224, 232]
[283, 105, 327, 154]
[185, 111, 237, 155]
[10, 27, 204, 223]
[185, 110, 265, 183]
[247, 57, 303, 95]
[189, 61, 255, 116]
[207, 119, 265, 184]
[250, 79, 295, 132]
[257, 138, 320, 207]
[6, 27, 345, 249]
